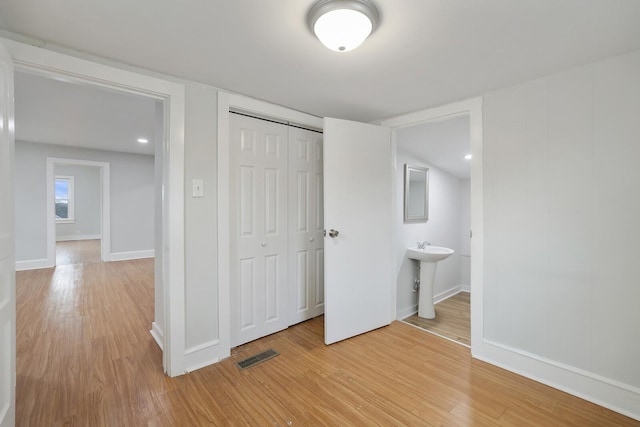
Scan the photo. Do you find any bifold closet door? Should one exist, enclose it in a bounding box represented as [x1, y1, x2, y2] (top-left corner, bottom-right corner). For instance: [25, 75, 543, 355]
[230, 114, 289, 347]
[288, 127, 324, 325]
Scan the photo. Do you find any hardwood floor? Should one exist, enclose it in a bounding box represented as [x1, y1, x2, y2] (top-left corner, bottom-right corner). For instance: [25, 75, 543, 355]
[16, 259, 638, 426]
[56, 239, 102, 265]
[403, 292, 471, 346]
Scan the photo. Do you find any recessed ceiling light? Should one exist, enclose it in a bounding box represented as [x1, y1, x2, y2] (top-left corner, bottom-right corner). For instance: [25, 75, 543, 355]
[308, 0, 380, 52]
[464, 154, 472, 160]
[137, 138, 149, 144]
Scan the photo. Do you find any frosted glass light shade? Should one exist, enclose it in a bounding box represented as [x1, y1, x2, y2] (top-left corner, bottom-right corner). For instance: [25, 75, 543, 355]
[314, 9, 372, 52]
[308, 0, 380, 52]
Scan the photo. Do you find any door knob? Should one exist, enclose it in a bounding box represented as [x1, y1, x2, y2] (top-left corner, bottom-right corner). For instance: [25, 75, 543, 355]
[328, 229, 339, 238]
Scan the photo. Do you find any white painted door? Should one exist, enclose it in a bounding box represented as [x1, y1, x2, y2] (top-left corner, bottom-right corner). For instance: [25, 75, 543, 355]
[288, 127, 324, 325]
[323, 118, 395, 344]
[0, 44, 15, 427]
[230, 114, 289, 347]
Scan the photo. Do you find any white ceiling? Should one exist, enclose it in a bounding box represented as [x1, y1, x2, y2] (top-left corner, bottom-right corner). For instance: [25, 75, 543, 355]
[14, 71, 158, 155]
[396, 115, 470, 180]
[2, 1, 640, 123]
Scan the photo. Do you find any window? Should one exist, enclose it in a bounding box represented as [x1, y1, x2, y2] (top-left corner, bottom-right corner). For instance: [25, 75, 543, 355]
[55, 175, 75, 223]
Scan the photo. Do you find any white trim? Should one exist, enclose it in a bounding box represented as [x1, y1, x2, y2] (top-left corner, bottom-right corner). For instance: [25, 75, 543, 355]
[401, 320, 471, 349]
[47, 158, 111, 263]
[396, 304, 417, 320]
[56, 234, 101, 242]
[379, 97, 483, 356]
[186, 357, 224, 374]
[184, 339, 222, 373]
[433, 286, 463, 304]
[478, 339, 640, 421]
[4, 37, 186, 377]
[15, 259, 52, 271]
[109, 250, 154, 261]
[217, 92, 323, 363]
[150, 321, 164, 351]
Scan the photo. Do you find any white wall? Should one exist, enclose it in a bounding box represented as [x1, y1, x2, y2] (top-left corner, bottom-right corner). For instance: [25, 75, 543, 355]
[14, 141, 47, 261]
[395, 149, 462, 319]
[15, 141, 154, 261]
[483, 49, 640, 414]
[54, 164, 101, 241]
[460, 179, 471, 291]
[183, 83, 219, 355]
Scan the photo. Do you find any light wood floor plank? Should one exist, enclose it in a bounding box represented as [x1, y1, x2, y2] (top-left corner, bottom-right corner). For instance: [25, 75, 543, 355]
[56, 239, 102, 265]
[15, 246, 639, 426]
[403, 291, 471, 346]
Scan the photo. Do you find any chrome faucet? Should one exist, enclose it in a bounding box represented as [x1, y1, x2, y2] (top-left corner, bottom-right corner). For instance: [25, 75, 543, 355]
[416, 241, 431, 249]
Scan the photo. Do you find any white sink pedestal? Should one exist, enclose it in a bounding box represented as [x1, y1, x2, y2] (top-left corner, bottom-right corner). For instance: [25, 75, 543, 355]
[417, 261, 438, 319]
[406, 246, 454, 320]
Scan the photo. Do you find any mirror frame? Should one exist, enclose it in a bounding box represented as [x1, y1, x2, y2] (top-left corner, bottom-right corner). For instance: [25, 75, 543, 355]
[404, 164, 429, 222]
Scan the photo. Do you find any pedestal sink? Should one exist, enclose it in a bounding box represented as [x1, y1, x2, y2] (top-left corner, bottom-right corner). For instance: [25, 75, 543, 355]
[407, 246, 454, 319]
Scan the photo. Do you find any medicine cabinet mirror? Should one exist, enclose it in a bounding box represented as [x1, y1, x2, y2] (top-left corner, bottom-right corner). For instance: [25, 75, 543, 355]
[404, 164, 429, 222]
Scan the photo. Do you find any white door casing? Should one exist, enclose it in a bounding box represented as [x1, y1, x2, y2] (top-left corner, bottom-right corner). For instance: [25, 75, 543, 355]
[0, 42, 16, 427]
[3, 37, 185, 376]
[46, 158, 110, 266]
[288, 126, 325, 325]
[230, 114, 289, 347]
[323, 118, 395, 345]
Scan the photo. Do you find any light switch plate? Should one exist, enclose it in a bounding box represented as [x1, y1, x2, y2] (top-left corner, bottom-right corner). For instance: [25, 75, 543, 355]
[192, 179, 204, 198]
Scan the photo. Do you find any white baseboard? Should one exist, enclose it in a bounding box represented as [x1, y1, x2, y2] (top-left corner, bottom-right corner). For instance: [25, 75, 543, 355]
[433, 285, 462, 304]
[150, 322, 164, 351]
[461, 283, 471, 292]
[184, 339, 226, 373]
[56, 234, 101, 242]
[15, 258, 53, 271]
[475, 339, 640, 422]
[396, 304, 418, 320]
[110, 249, 154, 261]
[396, 286, 466, 320]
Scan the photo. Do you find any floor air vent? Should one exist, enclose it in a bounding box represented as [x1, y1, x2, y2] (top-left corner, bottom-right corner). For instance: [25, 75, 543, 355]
[236, 349, 280, 370]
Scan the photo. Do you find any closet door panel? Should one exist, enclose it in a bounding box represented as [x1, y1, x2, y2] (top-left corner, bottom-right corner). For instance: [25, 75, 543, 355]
[230, 114, 289, 346]
[289, 127, 324, 325]
[239, 258, 257, 330]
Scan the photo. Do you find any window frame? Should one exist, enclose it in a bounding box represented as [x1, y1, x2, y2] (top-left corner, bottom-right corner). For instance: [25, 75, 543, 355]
[55, 175, 75, 223]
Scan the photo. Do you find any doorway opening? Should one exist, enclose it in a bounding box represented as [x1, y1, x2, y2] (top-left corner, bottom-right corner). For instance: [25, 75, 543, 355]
[394, 114, 472, 347]
[379, 97, 484, 354]
[7, 37, 186, 376]
[13, 69, 162, 375]
[46, 158, 111, 266]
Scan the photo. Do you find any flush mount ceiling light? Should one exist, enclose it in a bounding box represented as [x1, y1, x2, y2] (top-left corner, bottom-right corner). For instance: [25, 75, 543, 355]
[308, 0, 380, 52]
[137, 138, 149, 144]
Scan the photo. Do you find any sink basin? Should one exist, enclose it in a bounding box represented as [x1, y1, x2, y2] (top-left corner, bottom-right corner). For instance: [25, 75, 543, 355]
[407, 246, 454, 263]
[407, 246, 454, 319]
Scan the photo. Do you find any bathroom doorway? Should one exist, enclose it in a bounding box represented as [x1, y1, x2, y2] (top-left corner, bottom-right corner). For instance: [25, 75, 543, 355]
[395, 114, 471, 347]
[379, 98, 483, 350]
